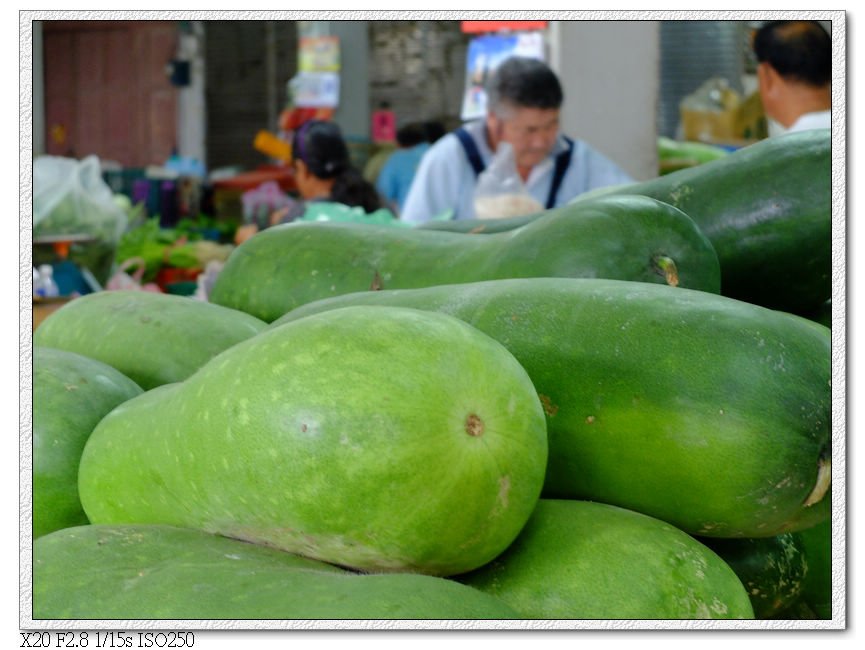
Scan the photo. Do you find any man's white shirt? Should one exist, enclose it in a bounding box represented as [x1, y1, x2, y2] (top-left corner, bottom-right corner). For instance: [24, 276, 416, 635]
[400, 120, 634, 223]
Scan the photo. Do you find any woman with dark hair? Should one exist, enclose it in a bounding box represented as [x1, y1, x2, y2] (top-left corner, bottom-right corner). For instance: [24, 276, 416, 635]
[292, 120, 384, 214]
[235, 120, 385, 243]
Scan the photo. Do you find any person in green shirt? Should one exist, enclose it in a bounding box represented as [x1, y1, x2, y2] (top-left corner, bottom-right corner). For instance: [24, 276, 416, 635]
[236, 120, 385, 243]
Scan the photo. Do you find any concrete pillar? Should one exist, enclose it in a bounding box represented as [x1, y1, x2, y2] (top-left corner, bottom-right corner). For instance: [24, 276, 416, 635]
[549, 21, 659, 181]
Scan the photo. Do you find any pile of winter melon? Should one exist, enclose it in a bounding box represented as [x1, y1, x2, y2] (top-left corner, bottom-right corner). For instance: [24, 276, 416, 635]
[31, 130, 834, 623]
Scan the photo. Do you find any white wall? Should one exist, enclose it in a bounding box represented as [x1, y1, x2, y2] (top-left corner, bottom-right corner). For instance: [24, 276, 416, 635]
[550, 21, 659, 181]
[331, 21, 371, 140]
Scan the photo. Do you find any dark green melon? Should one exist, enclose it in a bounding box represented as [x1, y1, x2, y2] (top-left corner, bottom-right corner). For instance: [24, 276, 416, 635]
[33, 347, 142, 538]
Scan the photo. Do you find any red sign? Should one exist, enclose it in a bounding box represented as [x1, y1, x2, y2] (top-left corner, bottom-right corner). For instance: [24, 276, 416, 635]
[460, 21, 548, 34]
[371, 109, 397, 143]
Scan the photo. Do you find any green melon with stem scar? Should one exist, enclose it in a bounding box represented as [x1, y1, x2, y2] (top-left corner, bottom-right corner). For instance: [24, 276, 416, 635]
[270, 277, 831, 539]
[208, 193, 721, 322]
[77, 306, 549, 576]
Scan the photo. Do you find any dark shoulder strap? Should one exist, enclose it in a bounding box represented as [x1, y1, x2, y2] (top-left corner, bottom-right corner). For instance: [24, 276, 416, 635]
[546, 136, 574, 209]
[454, 127, 486, 177]
[457, 128, 572, 207]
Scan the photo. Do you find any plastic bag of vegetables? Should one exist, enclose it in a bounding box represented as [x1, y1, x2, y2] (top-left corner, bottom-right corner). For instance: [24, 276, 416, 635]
[33, 155, 128, 243]
[33, 155, 130, 285]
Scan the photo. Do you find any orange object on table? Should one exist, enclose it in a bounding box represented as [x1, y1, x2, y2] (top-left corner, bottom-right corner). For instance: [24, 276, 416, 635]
[33, 234, 96, 259]
[254, 131, 293, 162]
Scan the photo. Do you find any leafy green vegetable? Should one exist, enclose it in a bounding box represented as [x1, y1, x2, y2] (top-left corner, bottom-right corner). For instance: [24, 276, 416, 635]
[166, 244, 201, 269]
[175, 214, 237, 242]
[115, 213, 237, 282]
[116, 218, 184, 282]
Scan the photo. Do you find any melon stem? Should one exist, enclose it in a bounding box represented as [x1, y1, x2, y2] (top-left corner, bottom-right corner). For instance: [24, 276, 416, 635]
[653, 255, 679, 287]
[803, 455, 831, 507]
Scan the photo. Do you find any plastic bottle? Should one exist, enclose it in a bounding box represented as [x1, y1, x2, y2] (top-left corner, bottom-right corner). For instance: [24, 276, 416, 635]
[34, 264, 60, 298]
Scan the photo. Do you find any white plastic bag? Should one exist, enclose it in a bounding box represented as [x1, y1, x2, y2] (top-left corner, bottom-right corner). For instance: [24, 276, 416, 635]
[473, 142, 544, 219]
[241, 180, 293, 229]
[194, 260, 225, 302]
[33, 155, 128, 243]
[105, 257, 162, 292]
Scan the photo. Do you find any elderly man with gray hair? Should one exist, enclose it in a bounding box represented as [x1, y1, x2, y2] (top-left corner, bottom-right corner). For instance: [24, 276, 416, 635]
[400, 56, 633, 223]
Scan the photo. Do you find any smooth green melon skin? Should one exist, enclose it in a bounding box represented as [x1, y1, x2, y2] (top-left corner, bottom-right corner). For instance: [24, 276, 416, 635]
[271, 277, 831, 538]
[575, 129, 831, 314]
[34, 290, 268, 390]
[33, 347, 143, 539]
[416, 212, 540, 233]
[699, 533, 809, 619]
[34, 525, 519, 620]
[208, 194, 721, 322]
[459, 500, 754, 620]
[78, 306, 548, 576]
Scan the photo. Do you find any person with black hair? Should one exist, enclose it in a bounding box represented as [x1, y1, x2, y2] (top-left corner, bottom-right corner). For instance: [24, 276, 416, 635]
[400, 56, 632, 223]
[752, 21, 831, 136]
[290, 119, 384, 214]
[423, 120, 446, 144]
[375, 122, 432, 215]
[235, 120, 384, 243]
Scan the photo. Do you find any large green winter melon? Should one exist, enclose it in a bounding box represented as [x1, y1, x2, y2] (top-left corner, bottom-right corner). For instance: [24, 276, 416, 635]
[580, 129, 832, 314]
[208, 194, 721, 322]
[459, 499, 755, 620]
[77, 306, 548, 576]
[270, 277, 831, 538]
[34, 524, 519, 619]
[33, 347, 143, 538]
[34, 290, 267, 389]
